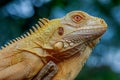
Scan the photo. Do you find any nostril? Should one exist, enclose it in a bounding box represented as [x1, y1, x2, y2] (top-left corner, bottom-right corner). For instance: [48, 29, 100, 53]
[100, 19, 107, 28]
[100, 20, 104, 24]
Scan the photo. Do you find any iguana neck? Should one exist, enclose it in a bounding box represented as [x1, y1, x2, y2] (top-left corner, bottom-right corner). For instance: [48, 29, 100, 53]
[30, 19, 60, 49]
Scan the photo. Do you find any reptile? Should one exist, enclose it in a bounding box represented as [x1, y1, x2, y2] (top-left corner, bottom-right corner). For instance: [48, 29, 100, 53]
[0, 11, 107, 80]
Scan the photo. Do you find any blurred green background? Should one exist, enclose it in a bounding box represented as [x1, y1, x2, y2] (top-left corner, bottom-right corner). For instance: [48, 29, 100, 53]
[0, 0, 120, 80]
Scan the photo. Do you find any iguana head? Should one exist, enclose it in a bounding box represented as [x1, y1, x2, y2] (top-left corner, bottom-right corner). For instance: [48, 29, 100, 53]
[42, 11, 107, 58]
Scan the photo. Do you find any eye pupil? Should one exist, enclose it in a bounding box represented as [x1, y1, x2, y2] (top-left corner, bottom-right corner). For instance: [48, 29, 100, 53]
[75, 16, 80, 19]
[72, 15, 82, 22]
[74, 15, 81, 21]
[58, 27, 64, 35]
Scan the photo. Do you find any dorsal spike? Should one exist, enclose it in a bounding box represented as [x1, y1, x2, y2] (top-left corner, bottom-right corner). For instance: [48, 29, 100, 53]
[16, 37, 21, 41]
[32, 26, 38, 32]
[1, 46, 5, 49]
[9, 40, 15, 44]
[20, 35, 24, 39]
[15, 38, 19, 41]
[29, 29, 34, 34]
[16, 38, 19, 41]
[10, 40, 14, 44]
[21, 35, 25, 39]
[18, 37, 21, 40]
[39, 19, 46, 25]
[43, 18, 49, 23]
[26, 32, 30, 36]
[7, 42, 11, 45]
[13, 39, 17, 42]
[38, 21, 44, 27]
[35, 24, 40, 29]
[23, 34, 28, 38]
[37, 18, 49, 27]
[4, 44, 8, 47]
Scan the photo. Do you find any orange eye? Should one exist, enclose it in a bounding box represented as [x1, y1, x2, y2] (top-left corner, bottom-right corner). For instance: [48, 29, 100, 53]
[58, 27, 64, 36]
[72, 15, 82, 23]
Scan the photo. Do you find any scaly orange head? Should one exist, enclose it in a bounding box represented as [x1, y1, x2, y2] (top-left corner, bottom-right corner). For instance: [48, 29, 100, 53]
[45, 11, 107, 59]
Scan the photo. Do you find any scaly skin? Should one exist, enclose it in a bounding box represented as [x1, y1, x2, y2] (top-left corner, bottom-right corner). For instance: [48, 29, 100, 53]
[0, 11, 107, 80]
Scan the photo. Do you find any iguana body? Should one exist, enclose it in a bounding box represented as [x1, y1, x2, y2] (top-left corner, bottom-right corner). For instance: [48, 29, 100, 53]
[0, 11, 107, 80]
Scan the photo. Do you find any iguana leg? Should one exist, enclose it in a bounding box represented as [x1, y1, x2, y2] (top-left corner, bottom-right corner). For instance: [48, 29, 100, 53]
[33, 61, 58, 80]
[0, 60, 30, 80]
[0, 52, 43, 80]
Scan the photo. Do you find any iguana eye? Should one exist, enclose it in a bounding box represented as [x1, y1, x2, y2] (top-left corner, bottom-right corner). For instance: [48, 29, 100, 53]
[58, 27, 64, 36]
[72, 15, 82, 23]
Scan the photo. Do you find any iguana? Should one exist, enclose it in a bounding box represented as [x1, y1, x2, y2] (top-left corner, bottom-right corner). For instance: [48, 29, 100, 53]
[0, 11, 107, 80]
